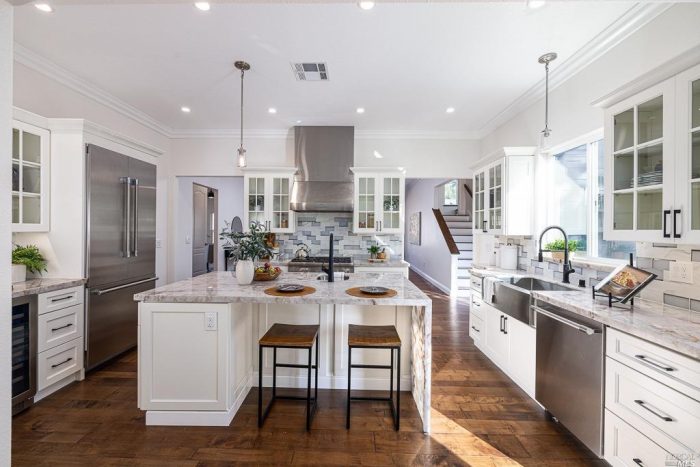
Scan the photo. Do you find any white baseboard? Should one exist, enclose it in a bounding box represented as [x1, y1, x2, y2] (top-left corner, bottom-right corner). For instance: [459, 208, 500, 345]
[34, 372, 80, 402]
[409, 266, 451, 295]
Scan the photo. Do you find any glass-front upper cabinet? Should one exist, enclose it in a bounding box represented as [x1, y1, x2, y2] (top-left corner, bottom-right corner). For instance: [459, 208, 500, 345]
[473, 171, 485, 233]
[352, 168, 405, 234]
[243, 169, 295, 234]
[675, 63, 700, 243]
[12, 121, 50, 232]
[488, 163, 503, 232]
[604, 80, 675, 242]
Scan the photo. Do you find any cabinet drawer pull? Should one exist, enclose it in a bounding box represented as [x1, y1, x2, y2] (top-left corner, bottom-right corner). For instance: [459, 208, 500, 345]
[51, 357, 73, 369]
[632, 458, 644, 467]
[473, 301, 481, 307]
[673, 209, 681, 239]
[471, 325, 480, 333]
[663, 210, 671, 238]
[499, 315, 504, 333]
[634, 354, 676, 372]
[51, 295, 73, 303]
[51, 323, 74, 332]
[634, 399, 673, 422]
[503, 316, 508, 334]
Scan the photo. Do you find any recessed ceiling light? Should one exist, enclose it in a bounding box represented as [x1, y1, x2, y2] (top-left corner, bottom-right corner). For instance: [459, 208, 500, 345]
[446, 107, 455, 114]
[398, 167, 405, 172]
[373, 150, 383, 159]
[268, 107, 277, 114]
[34, 3, 53, 12]
[296, 120, 302, 124]
[194, 2, 211, 11]
[526, 0, 546, 10]
[181, 106, 191, 113]
[356, 107, 365, 114]
[358, 1, 375, 10]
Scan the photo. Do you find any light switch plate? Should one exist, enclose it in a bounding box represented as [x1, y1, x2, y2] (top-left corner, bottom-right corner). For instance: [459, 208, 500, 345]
[156, 239, 162, 248]
[205, 312, 217, 330]
[185, 235, 191, 244]
[669, 261, 693, 284]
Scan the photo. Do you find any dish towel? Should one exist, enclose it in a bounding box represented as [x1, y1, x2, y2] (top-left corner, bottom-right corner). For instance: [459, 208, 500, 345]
[482, 277, 502, 305]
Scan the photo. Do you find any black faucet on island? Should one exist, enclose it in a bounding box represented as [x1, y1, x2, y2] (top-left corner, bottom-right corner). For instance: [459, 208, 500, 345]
[537, 225, 574, 284]
[322, 232, 334, 282]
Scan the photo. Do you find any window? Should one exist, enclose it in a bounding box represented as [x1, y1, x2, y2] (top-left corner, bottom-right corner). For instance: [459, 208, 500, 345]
[547, 136, 635, 260]
[443, 180, 458, 206]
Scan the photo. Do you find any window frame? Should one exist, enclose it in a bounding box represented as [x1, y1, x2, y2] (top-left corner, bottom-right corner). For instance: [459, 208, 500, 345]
[442, 179, 458, 207]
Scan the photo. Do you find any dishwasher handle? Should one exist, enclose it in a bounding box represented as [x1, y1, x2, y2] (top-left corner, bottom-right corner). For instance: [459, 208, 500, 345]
[532, 306, 600, 336]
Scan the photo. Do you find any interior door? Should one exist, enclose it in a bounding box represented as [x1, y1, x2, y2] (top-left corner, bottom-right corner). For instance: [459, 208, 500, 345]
[128, 157, 157, 281]
[192, 183, 209, 277]
[86, 144, 129, 287]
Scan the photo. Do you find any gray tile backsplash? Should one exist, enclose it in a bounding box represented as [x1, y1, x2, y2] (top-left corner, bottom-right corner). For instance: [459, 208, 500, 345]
[274, 213, 403, 259]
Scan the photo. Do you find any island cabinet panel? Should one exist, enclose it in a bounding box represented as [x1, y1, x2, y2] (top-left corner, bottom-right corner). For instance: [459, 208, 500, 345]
[139, 303, 232, 412]
[336, 304, 412, 390]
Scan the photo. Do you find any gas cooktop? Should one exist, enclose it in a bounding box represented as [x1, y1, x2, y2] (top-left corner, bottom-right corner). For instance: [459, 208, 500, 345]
[290, 256, 352, 264]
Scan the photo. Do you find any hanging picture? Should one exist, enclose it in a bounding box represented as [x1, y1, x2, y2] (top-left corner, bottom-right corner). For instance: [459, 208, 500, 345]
[408, 212, 421, 245]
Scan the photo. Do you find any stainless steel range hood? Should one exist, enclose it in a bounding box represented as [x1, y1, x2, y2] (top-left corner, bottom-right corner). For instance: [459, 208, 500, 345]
[290, 126, 354, 212]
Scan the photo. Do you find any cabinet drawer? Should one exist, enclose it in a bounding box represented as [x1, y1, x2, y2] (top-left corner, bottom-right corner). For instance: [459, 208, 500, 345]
[38, 304, 83, 353]
[469, 314, 483, 343]
[37, 338, 83, 391]
[38, 286, 84, 315]
[470, 295, 484, 320]
[607, 328, 700, 401]
[604, 409, 688, 467]
[606, 357, 700, 453]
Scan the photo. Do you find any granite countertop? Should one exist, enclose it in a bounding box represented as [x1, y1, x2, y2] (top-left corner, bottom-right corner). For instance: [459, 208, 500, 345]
[12, 278, 87, 299]
[134, 271, 431, 307]
[533, 291, 700, 360]
[469, 265, 525, 279]
[353, 258, 410, 268]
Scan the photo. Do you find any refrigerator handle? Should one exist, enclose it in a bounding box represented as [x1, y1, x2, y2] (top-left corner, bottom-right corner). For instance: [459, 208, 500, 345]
[122, 177, 132, 258]
[133, 178, 139, 257]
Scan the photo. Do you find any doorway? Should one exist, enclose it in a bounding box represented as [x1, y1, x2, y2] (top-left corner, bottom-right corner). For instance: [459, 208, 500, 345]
[192, 183, 218, 277]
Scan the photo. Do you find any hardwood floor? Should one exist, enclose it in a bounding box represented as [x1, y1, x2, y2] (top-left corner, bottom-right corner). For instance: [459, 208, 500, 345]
[12, 272, 603, 466]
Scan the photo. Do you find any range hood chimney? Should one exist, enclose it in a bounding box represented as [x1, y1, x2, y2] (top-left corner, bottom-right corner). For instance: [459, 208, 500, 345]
[290, 126, 354, 212]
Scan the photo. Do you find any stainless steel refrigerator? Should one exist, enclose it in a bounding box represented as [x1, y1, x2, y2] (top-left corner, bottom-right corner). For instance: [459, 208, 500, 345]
[85, 144, 157, 370]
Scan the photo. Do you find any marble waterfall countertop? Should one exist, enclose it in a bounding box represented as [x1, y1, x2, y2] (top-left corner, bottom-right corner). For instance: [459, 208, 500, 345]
[470, 266, 700, 360]
[134, 271, 430, 307]
[352, 258, 410, 268]
[12, 278, 87, 299]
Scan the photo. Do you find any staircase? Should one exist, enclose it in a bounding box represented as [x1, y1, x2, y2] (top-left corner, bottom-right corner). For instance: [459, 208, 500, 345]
[443, 214, 473, 297]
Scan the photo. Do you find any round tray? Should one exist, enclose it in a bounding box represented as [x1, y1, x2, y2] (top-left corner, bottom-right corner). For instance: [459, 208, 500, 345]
[264, 285, 316, 297]
[346, 287, 398, 299]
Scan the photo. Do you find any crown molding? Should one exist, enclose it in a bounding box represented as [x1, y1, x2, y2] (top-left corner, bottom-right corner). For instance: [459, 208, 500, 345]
[169, 128, 479, 140]
[476, 2, 673, 138]
[14, 43, 173, 138]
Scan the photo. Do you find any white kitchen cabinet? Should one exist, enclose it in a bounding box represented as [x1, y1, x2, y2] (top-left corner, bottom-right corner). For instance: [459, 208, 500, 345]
[604, 63, 700, 243]
[351, 168, 405, 235]
[12, 120, 50, 232]
[471, 148, 535, 236]
[243, 168, 296, 234]
[478, 302, 535, 398]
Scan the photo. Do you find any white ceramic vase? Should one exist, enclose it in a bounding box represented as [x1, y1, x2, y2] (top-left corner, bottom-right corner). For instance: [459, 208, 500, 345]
[236, 260, 255, 285]
[12, 264, 27, 283]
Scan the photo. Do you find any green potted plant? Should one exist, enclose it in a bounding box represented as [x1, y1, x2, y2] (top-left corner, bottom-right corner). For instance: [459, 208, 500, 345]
[367, 244, 383, 260]
[11, 244, 47, 283]
[220, 221, 272, 285]
[543, 239, 579, 262]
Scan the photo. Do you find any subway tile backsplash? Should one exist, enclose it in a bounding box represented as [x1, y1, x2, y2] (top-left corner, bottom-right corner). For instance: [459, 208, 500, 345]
[273, 213, 403, 260]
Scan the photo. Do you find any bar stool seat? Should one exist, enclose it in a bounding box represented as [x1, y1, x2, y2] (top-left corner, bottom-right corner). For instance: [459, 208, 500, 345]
[346, 324, 401, 431]
[258, 323, 319, 431]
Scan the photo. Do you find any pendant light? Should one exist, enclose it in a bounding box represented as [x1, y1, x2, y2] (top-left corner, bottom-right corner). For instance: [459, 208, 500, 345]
[235, 60, 251, 168]
[538, 52, 557, 139]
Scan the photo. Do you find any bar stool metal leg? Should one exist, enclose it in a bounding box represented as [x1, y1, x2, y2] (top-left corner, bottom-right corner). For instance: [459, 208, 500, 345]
[258, 345, 263, 428]
[346, 346, 352, 429]
[306, 346, 312, 431]
[272, 347, 277, 399]
[396, 347, 401, 431]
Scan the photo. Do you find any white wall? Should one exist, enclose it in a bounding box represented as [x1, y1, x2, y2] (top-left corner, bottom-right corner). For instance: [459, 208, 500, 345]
[0, 2, 11, 463]
[12, 63, 171, 284]
[480, 3, 700, 155]
[404, 178, 456, 293]
[173, 176, 243, 282]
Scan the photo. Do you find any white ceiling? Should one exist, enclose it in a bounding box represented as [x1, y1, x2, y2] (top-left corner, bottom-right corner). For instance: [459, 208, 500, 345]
[13, 1, 641, 135]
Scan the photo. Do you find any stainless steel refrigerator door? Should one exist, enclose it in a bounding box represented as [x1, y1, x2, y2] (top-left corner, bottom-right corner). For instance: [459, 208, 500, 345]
[86, 279, 155, 370]
[86, 144, 129, 288]
[128, 157, 157, 281]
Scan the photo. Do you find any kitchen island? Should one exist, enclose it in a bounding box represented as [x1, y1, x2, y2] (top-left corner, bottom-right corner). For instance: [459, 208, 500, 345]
[134, 271, 432, 432]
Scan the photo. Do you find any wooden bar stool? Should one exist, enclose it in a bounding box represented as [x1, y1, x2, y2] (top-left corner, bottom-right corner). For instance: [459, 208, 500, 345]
[258, 323, 319, 431]
[346, 324, 401, 431]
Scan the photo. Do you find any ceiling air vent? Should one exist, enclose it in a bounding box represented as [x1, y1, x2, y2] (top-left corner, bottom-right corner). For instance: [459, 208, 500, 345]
[291, 63, 329, 81]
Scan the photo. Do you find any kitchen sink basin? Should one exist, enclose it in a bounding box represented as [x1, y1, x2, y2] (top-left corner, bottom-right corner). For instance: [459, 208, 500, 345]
[492, 277, 574, 326]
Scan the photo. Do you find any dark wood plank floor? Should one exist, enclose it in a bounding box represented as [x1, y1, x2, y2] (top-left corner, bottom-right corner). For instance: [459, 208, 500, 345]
[12, 272, 603, 466]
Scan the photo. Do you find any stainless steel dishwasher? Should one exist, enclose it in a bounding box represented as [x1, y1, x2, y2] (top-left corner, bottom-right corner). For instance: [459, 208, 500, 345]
[533, 300, 605, 457]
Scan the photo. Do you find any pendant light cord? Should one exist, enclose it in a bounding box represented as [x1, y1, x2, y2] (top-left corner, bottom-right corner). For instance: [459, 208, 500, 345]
[240, 68, 245, 150]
